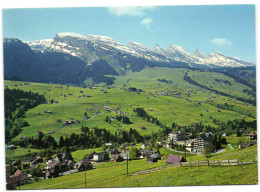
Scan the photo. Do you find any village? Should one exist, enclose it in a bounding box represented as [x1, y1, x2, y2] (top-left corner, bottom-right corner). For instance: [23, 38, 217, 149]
[5, 130, 257, 189]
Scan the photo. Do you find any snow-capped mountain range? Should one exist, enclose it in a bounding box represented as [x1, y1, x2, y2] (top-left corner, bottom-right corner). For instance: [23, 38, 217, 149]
[25, 32, 254, 68]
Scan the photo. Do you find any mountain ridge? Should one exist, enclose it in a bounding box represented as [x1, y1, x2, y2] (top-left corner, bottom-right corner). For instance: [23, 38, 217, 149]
[24, 32, 254, 68]
[3, 33, 255, 86]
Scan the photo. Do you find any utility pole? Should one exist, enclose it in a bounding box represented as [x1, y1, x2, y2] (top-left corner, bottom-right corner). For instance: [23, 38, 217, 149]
[184, 132, 187, 160]
[127, 154, 129, 176]
[18, 175, 20, 190]
[84, 161, 87, 188]
[184, 128, 187, 160]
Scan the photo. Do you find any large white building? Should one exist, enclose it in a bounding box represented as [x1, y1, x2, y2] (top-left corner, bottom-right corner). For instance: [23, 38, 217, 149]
[193, 132, 213, 153]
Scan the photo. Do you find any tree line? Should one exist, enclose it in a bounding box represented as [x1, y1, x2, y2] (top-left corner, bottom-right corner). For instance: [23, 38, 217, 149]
[14, 126, 144, 151]
[5, 88, 46, 143]
[133, 108, 162, 127]
[184, 72, 256, 106]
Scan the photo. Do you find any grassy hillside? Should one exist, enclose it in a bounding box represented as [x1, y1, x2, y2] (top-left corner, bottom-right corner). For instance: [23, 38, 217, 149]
[20, 145, 258, 189]
[188, 70, 255, 100]
[4, 67, 256, 142]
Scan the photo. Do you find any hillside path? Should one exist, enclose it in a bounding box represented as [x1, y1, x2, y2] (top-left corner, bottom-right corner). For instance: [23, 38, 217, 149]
[228, 143, 234, 150]
[87, 111, 106, 121]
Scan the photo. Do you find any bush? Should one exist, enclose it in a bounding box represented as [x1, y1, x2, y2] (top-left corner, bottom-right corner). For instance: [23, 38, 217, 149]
[129, 147, 139, 160]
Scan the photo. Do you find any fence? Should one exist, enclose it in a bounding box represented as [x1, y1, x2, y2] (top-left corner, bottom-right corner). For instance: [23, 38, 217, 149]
[135, 159, 257, 175]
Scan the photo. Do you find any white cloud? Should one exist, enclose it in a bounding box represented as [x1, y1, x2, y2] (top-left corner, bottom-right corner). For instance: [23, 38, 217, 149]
[107, 6, 155, 17]
[140, 18, 152, 29]
[210, 38, 232, 47]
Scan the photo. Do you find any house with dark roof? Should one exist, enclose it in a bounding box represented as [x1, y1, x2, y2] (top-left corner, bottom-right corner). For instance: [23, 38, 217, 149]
[106, 148, 118, 155]
[111, 154, 123, 162]
[139, 149, 155, 159]
[93, 152, 109, 162]
[245, 132, 257, 140]
[46, 162, 60, 179]
[7, 144, 17, 150]
[167, 131, 186, 147]
[53, 153, 73, 163]
[60, 160, 74, 172]
[30, 156, 43, 166]
[141, 144, 149, 150]
[89, 151, 96, 159]
[238, 143, 252, 149]
[6, 166, 12, 178]
[122, 152, 130, 160]
[74, 159, 93, 171]
[166, 155, 186, 164]
[6, 174, 30, 189]
[147, 153, 161, 163]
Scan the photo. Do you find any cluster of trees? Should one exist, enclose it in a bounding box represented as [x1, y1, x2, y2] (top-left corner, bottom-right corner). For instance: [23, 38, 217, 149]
[127, 87, 143, 92]
[171, 122, 217, 136]
[5, 88, 46, 143]
[14, 127, 144, 151]
[104, 115, 131, 124]
[208, 103, 255, 118]
[210, 66, 256, 92]
[184, 72, 256, 106]
[104, 115, 112, 123]
[243, 88, 256, 97]
[204, 133, 227, 157]
[115, 115, 131, 124]
[172, 118, 256, 139]
[168, 139, 187, 152]
[129, 147, 139, 160]
[218, 119, 257, 137]
[211, 133, 227, 150]
[215, 79, 232, 85]
[14, 133, 58, 150]
[133, 108, 162, 127]
[157, 79, 172, 84]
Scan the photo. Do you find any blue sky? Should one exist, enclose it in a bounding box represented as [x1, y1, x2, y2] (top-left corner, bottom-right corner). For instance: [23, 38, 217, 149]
[3, 5, 255, 62]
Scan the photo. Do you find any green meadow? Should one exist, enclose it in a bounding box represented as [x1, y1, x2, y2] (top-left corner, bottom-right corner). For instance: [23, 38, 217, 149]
[4, 67, 256, 142]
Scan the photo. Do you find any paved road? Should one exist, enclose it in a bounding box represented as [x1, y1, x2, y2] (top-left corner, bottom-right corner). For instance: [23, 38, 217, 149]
[228, 143, 234, 150]
[213, 148, 226, 154]
[166, 146, 195, 154]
